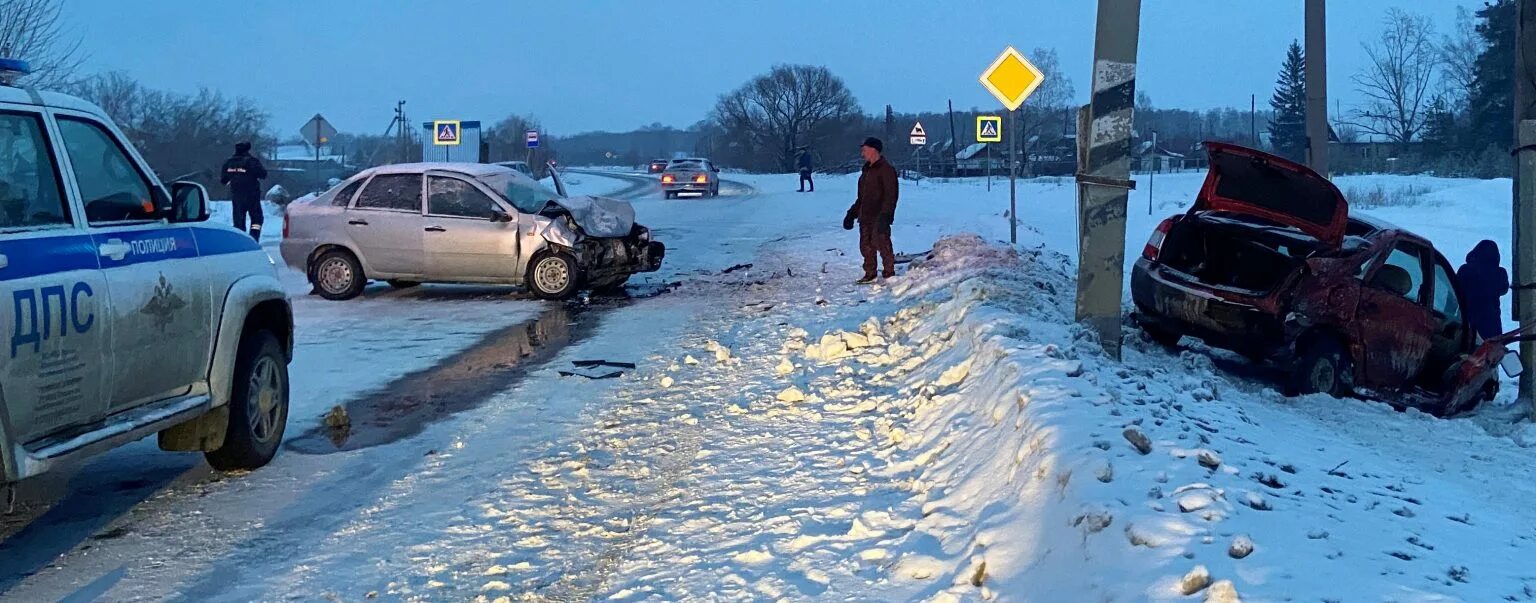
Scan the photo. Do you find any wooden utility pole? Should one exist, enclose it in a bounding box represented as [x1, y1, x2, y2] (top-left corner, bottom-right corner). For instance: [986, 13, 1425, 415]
[1304, 0, 1329, 175]
[1514, 0, 1536, 412]
[1075, 0, 1143, 359]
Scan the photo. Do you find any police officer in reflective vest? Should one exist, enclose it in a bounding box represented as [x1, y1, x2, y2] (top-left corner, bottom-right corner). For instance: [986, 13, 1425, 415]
[221, 141, 268, 240]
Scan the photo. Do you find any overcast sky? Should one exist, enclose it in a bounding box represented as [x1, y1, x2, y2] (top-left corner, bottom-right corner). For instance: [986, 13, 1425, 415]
[64, 0, 1474, 140]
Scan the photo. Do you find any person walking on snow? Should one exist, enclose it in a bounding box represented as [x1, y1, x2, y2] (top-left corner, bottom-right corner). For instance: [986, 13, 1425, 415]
[842, 137, 898, 283]
[797, 147, 814, 192]
[221, 141, 268, 240]
[1457, 239, 1510, 341]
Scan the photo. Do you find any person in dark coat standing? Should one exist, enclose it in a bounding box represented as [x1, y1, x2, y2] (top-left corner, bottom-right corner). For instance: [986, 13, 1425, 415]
[796, 148, 814, 192]
[843, 137, 898, 283]
[221, 141, 268, 240]
[1457, 239, 1510, 341]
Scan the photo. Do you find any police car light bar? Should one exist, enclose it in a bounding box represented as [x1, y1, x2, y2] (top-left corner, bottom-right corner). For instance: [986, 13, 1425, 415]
[0, 58, 32, 87]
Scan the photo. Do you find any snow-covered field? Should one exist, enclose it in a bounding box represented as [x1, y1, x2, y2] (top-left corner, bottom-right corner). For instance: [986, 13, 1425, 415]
[4, 168, 1534, 601]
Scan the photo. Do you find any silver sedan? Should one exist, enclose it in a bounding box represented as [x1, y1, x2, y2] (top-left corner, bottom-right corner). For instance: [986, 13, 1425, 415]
[280, 162, 664, 300]
[660, 158, 720, 198]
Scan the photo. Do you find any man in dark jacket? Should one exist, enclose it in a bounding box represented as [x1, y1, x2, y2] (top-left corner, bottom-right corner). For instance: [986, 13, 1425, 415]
[843, 137, 898, 283]
[797, 148, 814, 192]
[221, 141, 268, 240]
[1457, 239, 1510, 341]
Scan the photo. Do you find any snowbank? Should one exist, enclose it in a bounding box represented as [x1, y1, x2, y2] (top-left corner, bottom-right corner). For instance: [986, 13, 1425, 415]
[792, 234, 1536, 601]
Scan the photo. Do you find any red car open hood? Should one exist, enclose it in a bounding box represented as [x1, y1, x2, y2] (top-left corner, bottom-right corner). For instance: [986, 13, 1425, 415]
[1194, 141, 1348, 247]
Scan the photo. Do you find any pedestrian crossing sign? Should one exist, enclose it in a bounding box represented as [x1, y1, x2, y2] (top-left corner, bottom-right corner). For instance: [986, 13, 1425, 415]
[977, 115, 1003, 143]
[433, 120, 461, 146]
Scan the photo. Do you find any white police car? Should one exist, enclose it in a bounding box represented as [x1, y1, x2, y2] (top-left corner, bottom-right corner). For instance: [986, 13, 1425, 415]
[0, 58, 292, 488]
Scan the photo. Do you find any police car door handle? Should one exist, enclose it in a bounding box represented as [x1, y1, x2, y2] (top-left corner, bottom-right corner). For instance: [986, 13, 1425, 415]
[348, 219, 369, 226]
[425, 226, 446, 233]
[98, 239, 130, 261]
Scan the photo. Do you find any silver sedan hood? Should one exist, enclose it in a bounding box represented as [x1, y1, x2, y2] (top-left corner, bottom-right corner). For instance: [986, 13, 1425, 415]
[549, 195, 635, 238]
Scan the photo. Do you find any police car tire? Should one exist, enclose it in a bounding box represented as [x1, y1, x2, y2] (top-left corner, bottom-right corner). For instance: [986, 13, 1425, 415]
[205, 330, 288, 471]
[527, 252, 580, 300]
[314, 250, 365, 301]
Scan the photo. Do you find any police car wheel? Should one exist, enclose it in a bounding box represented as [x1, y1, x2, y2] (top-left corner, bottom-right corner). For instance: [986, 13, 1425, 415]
[206, 330, 288, 471]
[314, 250, 365, 300]
[528, 252, 579, 300]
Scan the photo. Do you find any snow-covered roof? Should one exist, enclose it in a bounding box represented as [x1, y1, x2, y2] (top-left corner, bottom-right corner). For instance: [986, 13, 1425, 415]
[273, 144, 345, 163]
[956, 142, 989, 160]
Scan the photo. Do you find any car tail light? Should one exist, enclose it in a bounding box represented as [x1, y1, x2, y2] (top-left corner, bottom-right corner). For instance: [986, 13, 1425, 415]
[283, 216, 290, 238]
[1143, 217, 1174, 261]
[661, 174, 675, 184]
[693, 174, 708, 183]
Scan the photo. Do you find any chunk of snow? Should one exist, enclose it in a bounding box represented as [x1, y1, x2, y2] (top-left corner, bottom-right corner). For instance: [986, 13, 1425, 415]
[776, 387, 807, 403]
[1179, 565, 1212, 595]
[775, 357, 794, 376]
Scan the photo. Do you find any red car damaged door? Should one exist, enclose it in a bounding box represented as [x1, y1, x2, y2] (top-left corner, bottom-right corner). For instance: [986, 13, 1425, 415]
[1353, 240, 1436, 390]
[1443, 323, 1536, 414]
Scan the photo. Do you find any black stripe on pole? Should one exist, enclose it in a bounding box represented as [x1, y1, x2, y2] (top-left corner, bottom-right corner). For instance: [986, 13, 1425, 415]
[1087, 141, 1130, 173]
[1091, 80, 1136, 116]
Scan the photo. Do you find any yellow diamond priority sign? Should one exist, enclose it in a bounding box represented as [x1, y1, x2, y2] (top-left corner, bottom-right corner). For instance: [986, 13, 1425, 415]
[980, 46, 1045, 112]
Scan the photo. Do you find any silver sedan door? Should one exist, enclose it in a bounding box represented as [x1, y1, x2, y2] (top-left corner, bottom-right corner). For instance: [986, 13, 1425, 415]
[346, 173, 425, 277]
[423, 174, 518, 281]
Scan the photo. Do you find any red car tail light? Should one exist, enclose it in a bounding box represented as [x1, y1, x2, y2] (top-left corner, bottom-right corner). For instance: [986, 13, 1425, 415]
[693, 174, 708, 183]
[1143, 217, 1174, 261]
[283, 216, 290, 238]
[661, 174, 675, 184]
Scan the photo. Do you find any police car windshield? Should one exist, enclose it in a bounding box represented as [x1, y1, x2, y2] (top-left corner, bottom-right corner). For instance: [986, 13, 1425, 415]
[476, 172, 561, 214]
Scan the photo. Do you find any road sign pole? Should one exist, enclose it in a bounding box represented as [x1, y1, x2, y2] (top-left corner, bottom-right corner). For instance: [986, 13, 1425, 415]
[1075, 0, 1143, 360]
[986, 144, 992, 192]
[1008, 108, 1017, 245]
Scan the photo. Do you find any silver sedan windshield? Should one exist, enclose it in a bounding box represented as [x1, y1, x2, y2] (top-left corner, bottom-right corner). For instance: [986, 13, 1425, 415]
[477, 172, 561, 213]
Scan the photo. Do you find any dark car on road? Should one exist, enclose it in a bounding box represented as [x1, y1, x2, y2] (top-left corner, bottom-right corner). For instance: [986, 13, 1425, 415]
[1131, 141, 1529, 416]
[647, 159, 669, 174]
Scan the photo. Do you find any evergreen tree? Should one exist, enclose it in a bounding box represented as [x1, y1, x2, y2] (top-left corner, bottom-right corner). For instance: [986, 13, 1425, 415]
[1468, 0, 1514, 152]
[1268, 40, 1308, 162]
[1421, 95, 1459, 157]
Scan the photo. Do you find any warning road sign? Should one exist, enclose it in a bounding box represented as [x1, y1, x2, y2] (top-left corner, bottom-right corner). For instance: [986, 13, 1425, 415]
[433, 120, 461, 146]
[977, 115, 1002, 143]
[910, 121, 927, 146]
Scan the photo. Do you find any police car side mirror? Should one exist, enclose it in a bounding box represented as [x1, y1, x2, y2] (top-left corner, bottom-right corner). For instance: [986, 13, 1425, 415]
[170, 181, 211, 223]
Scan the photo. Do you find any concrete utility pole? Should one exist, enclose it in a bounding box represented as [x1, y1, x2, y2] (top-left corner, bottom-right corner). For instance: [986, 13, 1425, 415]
[1304, 0, 1329, 175]
[1075, 0, 1142, 360]
[1514, 0, 1536, 413]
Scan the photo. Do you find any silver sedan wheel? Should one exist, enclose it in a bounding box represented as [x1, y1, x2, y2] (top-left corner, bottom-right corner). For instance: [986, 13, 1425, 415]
[247, 355, 285, 443]
[317, 256, 355, 295]
[534, 256, 571, 293]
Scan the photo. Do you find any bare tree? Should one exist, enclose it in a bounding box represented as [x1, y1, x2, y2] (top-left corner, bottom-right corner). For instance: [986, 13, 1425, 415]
[70, 72, 271, 185]
[0, 0, 83, 87]
[710, 64, 859, 172]
[1350, 8, 1439, 144]
[1019, 48, 1076, 161]
[1439, 5, 1479, 110]
[486, 113, 558, 174]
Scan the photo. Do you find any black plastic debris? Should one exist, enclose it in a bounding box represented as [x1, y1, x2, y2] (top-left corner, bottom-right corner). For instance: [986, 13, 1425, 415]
[573, 359, 636, 369]
[560, 359, 634, 379]
[722, 263, 754, 274]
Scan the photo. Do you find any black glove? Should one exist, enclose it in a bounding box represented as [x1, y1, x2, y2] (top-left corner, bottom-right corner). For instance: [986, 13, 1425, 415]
[843, 211, 856, 230]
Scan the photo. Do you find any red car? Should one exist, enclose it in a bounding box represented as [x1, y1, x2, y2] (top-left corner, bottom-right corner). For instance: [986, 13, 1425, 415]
[647, 159, 669, 174]
[1131, 142, 1529, 416]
